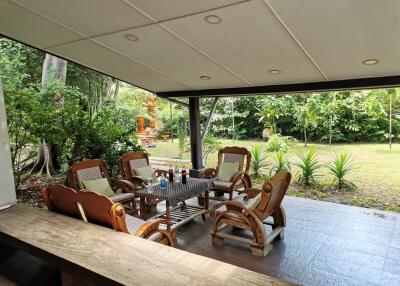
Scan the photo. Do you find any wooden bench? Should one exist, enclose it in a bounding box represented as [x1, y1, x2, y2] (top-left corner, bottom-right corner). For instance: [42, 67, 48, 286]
[0, 205, 292, 286]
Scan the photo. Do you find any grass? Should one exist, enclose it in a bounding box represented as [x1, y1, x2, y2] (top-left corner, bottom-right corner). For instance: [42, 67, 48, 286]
[146, 138, 400, 212]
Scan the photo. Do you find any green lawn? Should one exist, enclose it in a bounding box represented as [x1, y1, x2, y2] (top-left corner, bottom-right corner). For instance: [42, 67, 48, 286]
[145, 139, 400, 212]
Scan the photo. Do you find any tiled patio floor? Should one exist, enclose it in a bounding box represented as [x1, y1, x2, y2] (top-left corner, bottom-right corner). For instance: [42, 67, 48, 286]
[172, 196, 400, 286]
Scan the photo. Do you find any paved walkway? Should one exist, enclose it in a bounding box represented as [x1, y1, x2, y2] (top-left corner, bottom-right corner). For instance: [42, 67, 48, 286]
[174, 196, 400, 286]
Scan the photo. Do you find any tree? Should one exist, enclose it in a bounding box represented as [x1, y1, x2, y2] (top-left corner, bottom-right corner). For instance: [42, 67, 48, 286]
[30, 54, 67, 176]
[294, 96, 319, 146]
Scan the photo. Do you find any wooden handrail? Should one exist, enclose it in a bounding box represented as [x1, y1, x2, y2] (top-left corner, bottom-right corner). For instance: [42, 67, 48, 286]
[0, 205, 292, 286]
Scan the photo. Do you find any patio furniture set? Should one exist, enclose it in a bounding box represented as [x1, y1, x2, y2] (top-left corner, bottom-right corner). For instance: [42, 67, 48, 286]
[42, 146, 291, 257]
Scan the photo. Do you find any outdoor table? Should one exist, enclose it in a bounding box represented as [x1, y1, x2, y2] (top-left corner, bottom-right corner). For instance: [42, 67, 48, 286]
[135, 177, 210, 233]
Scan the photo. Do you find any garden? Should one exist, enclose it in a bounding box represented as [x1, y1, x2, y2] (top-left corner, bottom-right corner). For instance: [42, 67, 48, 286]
[1, 37, 400, 212]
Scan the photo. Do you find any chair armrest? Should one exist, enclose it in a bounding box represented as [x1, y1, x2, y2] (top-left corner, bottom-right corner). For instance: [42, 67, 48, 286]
[229, 171, 252, 189]
[134, 218, 174, 246]
[243, 188, 261, 199]
[198, 167, 217, 179]
[113, 178, 144, 193]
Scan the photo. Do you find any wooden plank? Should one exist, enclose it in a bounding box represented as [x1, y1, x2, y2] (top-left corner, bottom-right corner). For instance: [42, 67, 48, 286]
[0, 205, 292, 286]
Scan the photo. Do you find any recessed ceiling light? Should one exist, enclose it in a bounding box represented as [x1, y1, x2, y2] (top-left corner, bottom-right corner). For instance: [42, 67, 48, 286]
[268, 69, 281, 74]
[123, 34, 139, 42]
[200, 75, 211, 80]
[204, 15, 222, 24]
[362, 59, 379, 65]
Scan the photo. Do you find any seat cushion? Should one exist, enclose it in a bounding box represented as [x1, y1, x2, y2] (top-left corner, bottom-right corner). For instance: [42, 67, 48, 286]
[82, 178, 114, 197]
[212, 179, 233, 189]
[134, 165, 158, 183]
[247, 193, 262, 209]
[125, 215, 164, 241]
[125, 214, 147, 234]
[110, 192, 135, 203]
[217, 162, 239, 181]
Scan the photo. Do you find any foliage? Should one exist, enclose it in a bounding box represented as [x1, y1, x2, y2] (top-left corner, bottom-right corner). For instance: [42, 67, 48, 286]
[266, 134, 295, 153]
[295, 148, 321, 186]
[1, 38, 143, 182]
[326, 153, 356, 190]
[269, 151, 291, 177]
[177, 119, 188, 159]
[250, 145, 268, 177]
[202, 134, 222, 165]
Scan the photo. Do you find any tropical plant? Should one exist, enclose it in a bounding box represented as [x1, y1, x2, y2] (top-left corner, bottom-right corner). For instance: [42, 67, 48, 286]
[266, 134, 295, 153]
[326, 153, 356, 190]
[251, 145, 268, 177]
[269, 151, 291, 177]
[295, 148, 321, 186]
[202, 134, 222, 165]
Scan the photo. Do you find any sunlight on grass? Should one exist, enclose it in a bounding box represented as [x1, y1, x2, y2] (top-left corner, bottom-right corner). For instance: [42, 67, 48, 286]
[146, 139, 400, 212]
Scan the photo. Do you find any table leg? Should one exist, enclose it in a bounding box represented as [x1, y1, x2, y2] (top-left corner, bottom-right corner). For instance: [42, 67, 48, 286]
[139, 197, 146, 219]
[166, 199, 171, 231]
[202, 190, 209, 221]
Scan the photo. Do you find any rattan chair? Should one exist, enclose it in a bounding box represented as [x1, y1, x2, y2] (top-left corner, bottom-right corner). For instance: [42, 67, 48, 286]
[211, 171, 291, 256]
[67, 159, 137, 212]
[199, 146, 252, 200]
[119, 152, 167, 218]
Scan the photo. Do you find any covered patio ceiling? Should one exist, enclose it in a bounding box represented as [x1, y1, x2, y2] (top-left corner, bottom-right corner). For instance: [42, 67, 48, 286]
[1, 0, 400, 97]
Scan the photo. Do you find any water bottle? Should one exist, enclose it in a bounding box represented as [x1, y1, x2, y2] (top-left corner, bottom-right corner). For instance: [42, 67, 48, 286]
[174, 166, 181, 183]
[147, 177, 153, 193]
[159, 174, 167, 190]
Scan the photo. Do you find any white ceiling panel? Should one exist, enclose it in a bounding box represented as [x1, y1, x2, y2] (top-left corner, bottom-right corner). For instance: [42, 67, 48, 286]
[49, 40, 189, 92]
[0, 0, 82, 48]
[163, 0, 325, 86]
[13, 0, 152, 39]
[126, 0, 247, 22]
[268, 0, 400, 80]
[94, 25, 248, 89]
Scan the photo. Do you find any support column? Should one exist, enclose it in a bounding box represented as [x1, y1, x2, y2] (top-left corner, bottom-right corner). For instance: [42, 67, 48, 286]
[189, 97, 203, 170]
[0, 75, 17, 209]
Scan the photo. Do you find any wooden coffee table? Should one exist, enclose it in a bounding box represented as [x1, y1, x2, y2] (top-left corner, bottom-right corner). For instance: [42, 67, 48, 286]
[135, 178, 209, 233]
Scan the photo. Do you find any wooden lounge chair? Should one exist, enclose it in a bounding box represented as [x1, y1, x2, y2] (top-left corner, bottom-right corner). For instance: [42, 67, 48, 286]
[199, 146, 252, 200]
[119, 151, 167, 217]
[67, 159, 137, 212]
[42, 184, 173, 246]
[211, 171, 291, 257]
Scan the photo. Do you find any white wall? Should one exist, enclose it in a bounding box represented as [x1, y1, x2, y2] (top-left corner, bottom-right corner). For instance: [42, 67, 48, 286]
[0, 75, 16, 209]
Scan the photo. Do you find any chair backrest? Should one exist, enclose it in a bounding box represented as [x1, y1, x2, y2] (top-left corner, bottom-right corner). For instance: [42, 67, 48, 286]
[119, 152, 150, 179]
[75, 190, 129, 233]
[68, 159, 110, 190]
[216, 146, 251, 174]
[42, 184, 82, 219]
[252, 171, 291, 221]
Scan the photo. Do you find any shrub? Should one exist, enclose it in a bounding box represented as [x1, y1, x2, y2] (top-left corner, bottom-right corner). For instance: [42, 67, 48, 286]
[202, 134, 222, 165]
[326, 153, 356, 190]
[270, 151, 291, 176]
[266, 134, 295, 153]
[295, 148, 321, 186]
[251, 145, 268, 177]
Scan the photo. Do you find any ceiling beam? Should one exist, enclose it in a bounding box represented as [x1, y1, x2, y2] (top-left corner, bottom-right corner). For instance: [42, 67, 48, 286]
[157, 75, 400, 98]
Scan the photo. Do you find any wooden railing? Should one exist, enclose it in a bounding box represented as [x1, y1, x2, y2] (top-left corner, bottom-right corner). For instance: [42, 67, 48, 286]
[0, 205, 292, 286]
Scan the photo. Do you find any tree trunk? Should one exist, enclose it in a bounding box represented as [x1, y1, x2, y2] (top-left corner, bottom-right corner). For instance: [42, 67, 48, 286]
[304, 126, 308, 147]
[114, 80, 120, 99]
[31, 54, 67, 176]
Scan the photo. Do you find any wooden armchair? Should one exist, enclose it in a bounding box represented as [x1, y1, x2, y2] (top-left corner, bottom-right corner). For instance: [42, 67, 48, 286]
[211, 171, 291, 257]
[119, 152, 167, 217]
[67, 159, 137, 212]
[42, 184, 173, 246]
[199, 146, 252, 200]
